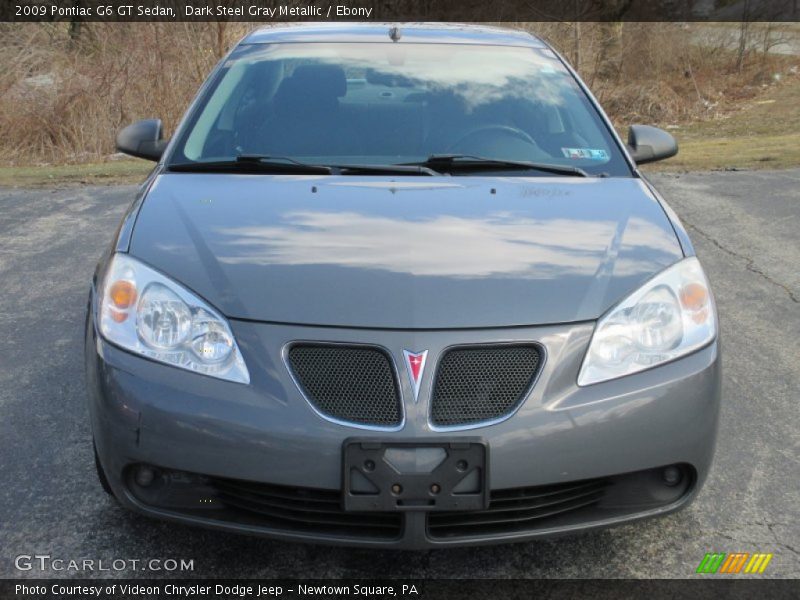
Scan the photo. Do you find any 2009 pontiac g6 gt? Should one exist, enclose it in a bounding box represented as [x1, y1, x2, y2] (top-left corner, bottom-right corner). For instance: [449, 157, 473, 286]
[86, 23, 720, 548]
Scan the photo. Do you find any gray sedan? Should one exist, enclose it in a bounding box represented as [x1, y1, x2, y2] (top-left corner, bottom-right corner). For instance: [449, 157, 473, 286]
[86, 23, 720, 548]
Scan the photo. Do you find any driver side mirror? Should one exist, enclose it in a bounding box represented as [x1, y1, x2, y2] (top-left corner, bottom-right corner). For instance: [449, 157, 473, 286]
[116, 119, 168, 161]
[627, 125, 678, 165]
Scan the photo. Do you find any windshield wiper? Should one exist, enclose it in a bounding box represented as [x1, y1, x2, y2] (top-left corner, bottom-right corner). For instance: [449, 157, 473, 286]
[401, 154, 589, 177]
[168, 156, 443, 177]
[169, 155, 333, 175]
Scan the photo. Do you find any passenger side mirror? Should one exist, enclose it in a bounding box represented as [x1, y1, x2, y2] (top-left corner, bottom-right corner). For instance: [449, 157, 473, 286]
[627, 125, 678, 165]
[116, 119, 167, 161]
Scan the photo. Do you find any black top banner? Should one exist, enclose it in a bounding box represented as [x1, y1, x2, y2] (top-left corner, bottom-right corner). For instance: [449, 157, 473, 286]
[3, 0, 800, 22]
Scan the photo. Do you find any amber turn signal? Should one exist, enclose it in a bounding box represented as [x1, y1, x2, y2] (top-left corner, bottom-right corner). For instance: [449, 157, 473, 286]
[109, 280, 137, 309]
[680, 282, 708, 310]
[680, 282, 709, 323]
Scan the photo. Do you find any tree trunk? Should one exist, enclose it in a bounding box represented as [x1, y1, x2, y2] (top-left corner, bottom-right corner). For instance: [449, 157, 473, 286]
[736, 0, 751, 72]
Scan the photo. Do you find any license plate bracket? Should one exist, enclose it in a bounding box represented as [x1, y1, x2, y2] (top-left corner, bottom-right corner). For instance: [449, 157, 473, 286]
[342, 438, 488, 512]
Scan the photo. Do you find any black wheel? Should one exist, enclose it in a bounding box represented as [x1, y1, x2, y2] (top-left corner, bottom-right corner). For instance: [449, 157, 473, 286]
[94, 442, 113, 495]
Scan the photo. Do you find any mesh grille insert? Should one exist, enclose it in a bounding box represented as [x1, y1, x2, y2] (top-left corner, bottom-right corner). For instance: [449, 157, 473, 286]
[287, 344, 402, 427]
[431, 345, 542, 427]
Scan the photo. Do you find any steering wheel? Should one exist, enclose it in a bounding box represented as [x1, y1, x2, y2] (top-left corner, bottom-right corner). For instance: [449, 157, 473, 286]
[447, 125, 538, 153]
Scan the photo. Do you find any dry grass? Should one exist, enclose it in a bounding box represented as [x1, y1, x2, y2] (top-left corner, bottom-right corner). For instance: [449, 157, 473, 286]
[644, 79, 800, 171]
[0, 159, 152, 187]
[0, 22, 253, 165]
[525, 22, 799, 124]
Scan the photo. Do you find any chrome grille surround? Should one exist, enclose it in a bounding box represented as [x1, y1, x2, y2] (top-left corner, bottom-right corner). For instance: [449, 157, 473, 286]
[429, 343, 545, 430]
[284, 342, 404, 430]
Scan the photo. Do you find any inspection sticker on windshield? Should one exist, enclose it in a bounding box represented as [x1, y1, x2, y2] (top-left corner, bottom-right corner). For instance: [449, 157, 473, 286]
[561, 147, 609, 160]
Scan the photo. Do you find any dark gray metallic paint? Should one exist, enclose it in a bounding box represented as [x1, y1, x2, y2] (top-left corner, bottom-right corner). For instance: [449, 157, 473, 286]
[640, 174, 696, 257]
[128, 174, 684, 329]
[241, 23, 547, 48]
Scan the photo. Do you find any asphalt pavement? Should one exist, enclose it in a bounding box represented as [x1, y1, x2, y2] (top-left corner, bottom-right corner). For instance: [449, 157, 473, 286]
[0, 170, 797, 579]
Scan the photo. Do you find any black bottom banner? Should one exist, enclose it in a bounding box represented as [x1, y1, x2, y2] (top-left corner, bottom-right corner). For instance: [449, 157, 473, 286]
[2, 579, 798, 600]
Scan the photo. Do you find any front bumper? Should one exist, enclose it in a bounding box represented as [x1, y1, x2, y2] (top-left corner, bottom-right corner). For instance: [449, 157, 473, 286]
[86, 294, 721, 548]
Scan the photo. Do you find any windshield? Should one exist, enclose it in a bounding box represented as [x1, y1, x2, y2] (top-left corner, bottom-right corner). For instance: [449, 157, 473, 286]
[170, 42, 631, 177]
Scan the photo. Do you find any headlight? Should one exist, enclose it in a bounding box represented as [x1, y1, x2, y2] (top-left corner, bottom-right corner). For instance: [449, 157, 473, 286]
[98, 253, 250, 384]
[578, 257, 716, 386]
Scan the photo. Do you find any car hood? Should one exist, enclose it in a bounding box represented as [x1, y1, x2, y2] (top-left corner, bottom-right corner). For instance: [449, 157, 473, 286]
[128, 173, 683, 328]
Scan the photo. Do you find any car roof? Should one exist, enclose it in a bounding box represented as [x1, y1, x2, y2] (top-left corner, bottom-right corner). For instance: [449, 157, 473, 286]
[242, 22, 546, 48]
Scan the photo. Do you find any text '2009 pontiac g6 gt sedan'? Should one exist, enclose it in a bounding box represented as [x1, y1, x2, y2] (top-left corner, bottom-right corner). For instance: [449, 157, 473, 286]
[86, 23, 720, 548]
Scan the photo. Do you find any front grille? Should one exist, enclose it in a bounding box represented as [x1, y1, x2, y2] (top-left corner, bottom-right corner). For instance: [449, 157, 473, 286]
[430, 344, 543, 427]
[428, 477, 610, 539]
[286, 344, 402, 427]
[209, 477, 403, 540]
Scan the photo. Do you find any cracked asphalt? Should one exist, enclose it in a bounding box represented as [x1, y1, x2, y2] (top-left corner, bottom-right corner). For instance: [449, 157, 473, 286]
[0, 170, 797, 579]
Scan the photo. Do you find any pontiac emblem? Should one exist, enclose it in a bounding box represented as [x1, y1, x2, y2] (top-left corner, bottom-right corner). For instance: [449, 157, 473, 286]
[403, 350, 428, 403]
